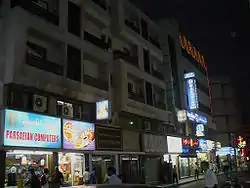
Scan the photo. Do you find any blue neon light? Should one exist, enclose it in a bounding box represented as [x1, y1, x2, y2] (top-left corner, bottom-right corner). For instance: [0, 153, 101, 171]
[186, 110, 207, 125]
[184, 72, 195, 79]
[186, 78, 199, 110]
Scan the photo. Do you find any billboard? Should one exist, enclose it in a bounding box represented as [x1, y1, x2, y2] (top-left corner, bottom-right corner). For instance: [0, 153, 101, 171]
[167, 136, 182, 153]
[4, 109, 61, 149]
[186, 77, 199, 110]
[63, 119, 95, 151]
[186, 110, 207, 125]
[96, 100, 110, 120]
[196, 124, 205, 137]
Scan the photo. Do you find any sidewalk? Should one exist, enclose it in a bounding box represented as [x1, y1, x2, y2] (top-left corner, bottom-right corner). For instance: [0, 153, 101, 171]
[161, 172, 224, 188]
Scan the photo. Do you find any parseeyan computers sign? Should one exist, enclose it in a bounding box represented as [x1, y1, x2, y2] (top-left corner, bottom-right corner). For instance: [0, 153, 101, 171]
[184, 72, 199, 110]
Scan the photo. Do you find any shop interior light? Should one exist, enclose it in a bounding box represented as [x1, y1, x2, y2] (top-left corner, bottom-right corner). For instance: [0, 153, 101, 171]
[8, 150, 53, 155]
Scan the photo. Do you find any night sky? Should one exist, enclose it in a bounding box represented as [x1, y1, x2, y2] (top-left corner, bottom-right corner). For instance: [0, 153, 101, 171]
[131, 0, 250, 124]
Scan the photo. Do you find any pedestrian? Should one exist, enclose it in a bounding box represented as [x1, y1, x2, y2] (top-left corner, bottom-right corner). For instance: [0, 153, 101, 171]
[40, 168, 51, 188]
[202, 161, 218, 188]
[89, 167, 98, 184]
[172, 165, 178, 185]
[51, 167, 64, 188]
[83, 167, 90, 185]
[25, 167, 41, 188]
[194, 162, 199, 180]
[107, 167, 121, 185]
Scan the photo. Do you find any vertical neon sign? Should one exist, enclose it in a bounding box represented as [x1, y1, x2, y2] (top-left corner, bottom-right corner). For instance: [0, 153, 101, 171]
[184, 72, 199, 110]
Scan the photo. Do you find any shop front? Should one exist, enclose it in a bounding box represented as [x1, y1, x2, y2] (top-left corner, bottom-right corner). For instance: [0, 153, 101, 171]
[3, 109, 96, 187]
[141, 134, 168, 184]
[93, 125, 122, 184]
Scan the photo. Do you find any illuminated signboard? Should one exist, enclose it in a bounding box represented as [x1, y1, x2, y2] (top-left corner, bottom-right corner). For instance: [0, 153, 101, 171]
[167, 136, 183, 153]
[206, 140, 215, 150]
[184, 72, 195, 79]
[216, 147, 235, 156]
[196, 124, 205, 137]
[182, 138, 199, 148]
[198, 138, 207, 151]
[186, 110, 207, 125]
[63, 119, 95, 151]
[4, 109, 61, 149]
[177, 110, 187, 122]
[179, 35, 207, 70]
[96, 100, 110, 120]
[186, 77, 199, 110]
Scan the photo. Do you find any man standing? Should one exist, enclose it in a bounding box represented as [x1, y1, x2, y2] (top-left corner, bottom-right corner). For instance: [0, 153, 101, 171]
[202, 161, 218, 188]
[194, 162, 199, 180]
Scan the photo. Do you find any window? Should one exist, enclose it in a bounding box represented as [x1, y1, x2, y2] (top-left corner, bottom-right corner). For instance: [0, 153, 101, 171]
[68, 1, 81, 37]
[196, 79, 209, 96]
[145, 82, 153, 105]
[67, 45, 81, 82]
[143, 49, 151, 73]
[199, 102, 211, 115]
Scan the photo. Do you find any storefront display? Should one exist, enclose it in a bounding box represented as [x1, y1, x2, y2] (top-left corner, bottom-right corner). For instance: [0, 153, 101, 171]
[179, 157, 189, 178]
[58, 153, 85, 186]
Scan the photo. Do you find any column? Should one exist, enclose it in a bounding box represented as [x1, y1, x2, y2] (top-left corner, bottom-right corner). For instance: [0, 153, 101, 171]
[0, 150, 6, 187]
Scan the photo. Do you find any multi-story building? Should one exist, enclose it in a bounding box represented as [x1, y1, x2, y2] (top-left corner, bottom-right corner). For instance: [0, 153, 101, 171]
[158, 19, 217, 178]
[0, 0, 175, 186]
[211, 76, 243, 146]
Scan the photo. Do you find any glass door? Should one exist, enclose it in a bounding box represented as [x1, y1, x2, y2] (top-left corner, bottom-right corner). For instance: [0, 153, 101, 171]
[179, 157, 189, 178]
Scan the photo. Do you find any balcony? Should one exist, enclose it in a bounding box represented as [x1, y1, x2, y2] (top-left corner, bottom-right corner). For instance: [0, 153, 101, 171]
[113, 50, 138, 67]
[84, 31, 111, 51]
[26, 53, 63, 76]
[11, 0, 59, 25]
[92, 0, 107, 10]
[128, 92, 145, 103]
[154, 101, 166, 110]
[83, 74, 109, 91]
[124, 19, 140, 34]
[152, 69, 164, 81]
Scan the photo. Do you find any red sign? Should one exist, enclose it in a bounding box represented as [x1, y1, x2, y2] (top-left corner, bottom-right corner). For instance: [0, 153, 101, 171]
[182, 138, 199, 147]
[179, 35, 207, 71]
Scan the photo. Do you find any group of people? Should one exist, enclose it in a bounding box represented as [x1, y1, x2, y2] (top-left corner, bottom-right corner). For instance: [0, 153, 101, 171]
[18, 166, 63, 188]
[83, 167, 122, 185]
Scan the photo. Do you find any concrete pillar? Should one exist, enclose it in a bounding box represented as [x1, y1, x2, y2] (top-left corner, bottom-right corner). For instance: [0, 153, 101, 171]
[59, 0, 68, 31]
[0, 150, 6, 187]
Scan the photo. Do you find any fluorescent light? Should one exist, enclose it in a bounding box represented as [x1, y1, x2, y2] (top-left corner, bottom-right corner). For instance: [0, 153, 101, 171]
[7, 150, 53, 155]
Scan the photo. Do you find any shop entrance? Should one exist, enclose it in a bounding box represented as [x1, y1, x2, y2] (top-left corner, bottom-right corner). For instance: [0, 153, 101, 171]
[120, 155, 140, 183]
[5, 150, 53, 187]
[58, 153, 85, 186]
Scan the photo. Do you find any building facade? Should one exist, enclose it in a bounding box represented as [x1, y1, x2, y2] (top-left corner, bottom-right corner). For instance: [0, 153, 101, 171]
[0, 0, 176, 186]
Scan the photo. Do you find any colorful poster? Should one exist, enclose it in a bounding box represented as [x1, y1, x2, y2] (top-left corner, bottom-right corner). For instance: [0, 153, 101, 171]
[63, 119, 95, 150]
[4, 109, 61, 148]
[196, 124, 205, 137]
[96, 100, 109, 120]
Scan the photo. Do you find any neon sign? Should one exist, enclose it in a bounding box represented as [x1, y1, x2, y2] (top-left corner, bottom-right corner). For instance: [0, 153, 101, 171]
[196, 124, 205, 137]
[186, 77, 199, 110]
[186, 110, 207, 125]
[179, 35, 207, 70]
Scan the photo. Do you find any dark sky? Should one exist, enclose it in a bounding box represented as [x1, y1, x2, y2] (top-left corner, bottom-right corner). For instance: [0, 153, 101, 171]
[132, 0, 250, 124]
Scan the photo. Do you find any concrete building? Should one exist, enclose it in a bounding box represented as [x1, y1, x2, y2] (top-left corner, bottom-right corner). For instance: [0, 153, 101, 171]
[158, 20, 216, 139]
[211, 76, 243, 147]
[0, 0, 175, 185]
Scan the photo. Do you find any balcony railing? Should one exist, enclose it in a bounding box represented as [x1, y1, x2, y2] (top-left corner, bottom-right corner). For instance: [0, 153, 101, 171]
[113, 50, 138, 67]
[124, 19, 140, 34]
[84, 31, 111, 51]
[128, 92, 145, 103]
[92, 0, 107, 10]
[154, 101, 166, 110]
[26, 53, 63, 76]
[152, 69, 164, 80]
[84, 74, 109, 91]
[11, 0, 59, 25]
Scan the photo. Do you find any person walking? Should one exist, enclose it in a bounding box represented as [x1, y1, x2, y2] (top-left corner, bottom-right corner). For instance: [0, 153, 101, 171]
[89, 167, 97, 184]
[107, 167, 121, 185]
[40, 168, 51, 188]
[51, 167, 64, 188]
[83, 167, 90, 185]
[202, 161, 218, 188]
[25, 167, 41, 188]
[172, 165, 178, 185]
[194, 162, 199, 180]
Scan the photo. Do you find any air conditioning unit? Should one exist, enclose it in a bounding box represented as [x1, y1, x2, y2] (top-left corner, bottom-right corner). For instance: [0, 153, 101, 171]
[144, 121, 151, 131]
[33, 94, 47, 113]
[62, 104, 73, 118]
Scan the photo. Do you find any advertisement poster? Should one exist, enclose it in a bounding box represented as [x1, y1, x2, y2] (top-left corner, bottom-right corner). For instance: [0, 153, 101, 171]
[63, 119, 95, 150]
[96, 100, 109, 120]
[196, 124, 205, 137]
[4, 109, 61, 148]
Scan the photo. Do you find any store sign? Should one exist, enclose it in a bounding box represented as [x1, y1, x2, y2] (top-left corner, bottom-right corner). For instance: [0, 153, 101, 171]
[179, 35, 207, 70]
[96, 100, 110, 120]
[4, 109, 61, 149]
[63, 119, 95, 151]
[216, 147, 235, 156]
[177, 110, 187, 122]
[237, 136, 246, 149]
[96, 126, 122, 151]
[184, 72, 195, 79]
[143, 134, 168, 153]
[198, 138, 207, 151]
[186, 110, 207, 125]
[196, 124, 205, 137]
[206, 140, 215, 150]
[182, 138, 199, 148]
[167, 136, 182, 153]
[186, 77, 199, 110]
